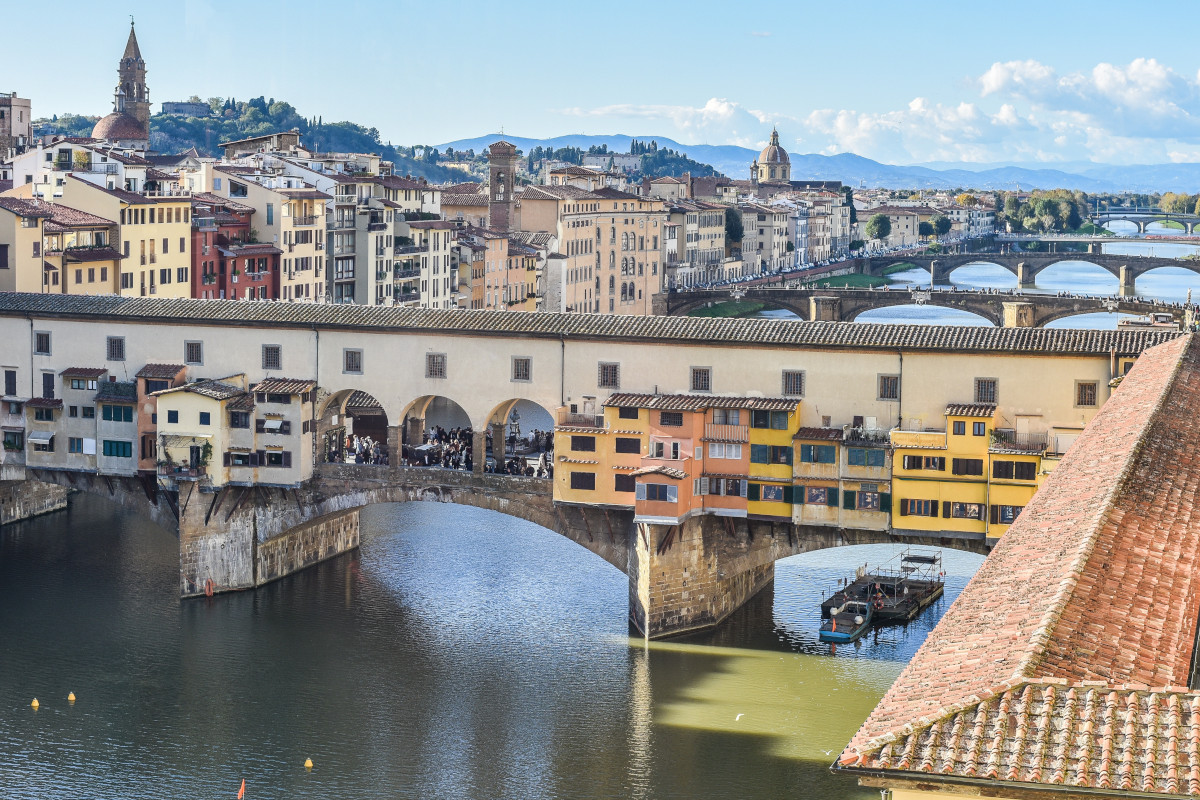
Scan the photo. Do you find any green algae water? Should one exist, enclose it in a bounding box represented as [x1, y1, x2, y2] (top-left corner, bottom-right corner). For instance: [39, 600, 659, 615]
[0, 495, 982, 799]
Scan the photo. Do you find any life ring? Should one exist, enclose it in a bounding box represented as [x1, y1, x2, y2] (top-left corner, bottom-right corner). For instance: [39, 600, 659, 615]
[204, 579, 214, 597]
[873, 598, 884, 611]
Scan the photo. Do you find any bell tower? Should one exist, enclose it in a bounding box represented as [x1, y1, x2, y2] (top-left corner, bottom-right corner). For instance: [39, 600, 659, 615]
[487, 140, 519, 232]
[116, 20, 150, 139]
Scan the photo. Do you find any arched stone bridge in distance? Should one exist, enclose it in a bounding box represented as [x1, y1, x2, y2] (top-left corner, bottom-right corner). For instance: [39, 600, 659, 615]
[1089, 210, 1200, 234]
[857, 251, 1199, 295]
[21, 462, 987, 639]
[661, 286, 1179, 328]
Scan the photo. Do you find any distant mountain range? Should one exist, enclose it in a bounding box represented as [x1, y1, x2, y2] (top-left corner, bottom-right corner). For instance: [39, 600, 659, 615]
[436, 133, 1200, 193]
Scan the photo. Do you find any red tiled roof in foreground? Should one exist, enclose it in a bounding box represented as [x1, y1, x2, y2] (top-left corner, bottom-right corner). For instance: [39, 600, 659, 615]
[837, 333, 1200, 797]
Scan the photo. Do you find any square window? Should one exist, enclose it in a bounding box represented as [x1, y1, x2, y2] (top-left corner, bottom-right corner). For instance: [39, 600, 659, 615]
[184, 341, 203, 365]
[974, 378, 997, 404]
[659, 411, 683, 427]
[617, 406, 639, 420]
[166, 409, 179, 424]
[878, 374, 899, 400]
[598, 362, 620, 389]
[199, 412, 211, 426]
[262, 344, 282, 371]
[952, 420, 966, 435]
[511, 356, 531, 382]
[973, 421, 986, 436]
[82, 406, 95, 419]
[106, 336, 125, 362]
[690, 367, 711, 392]
[1076, 381, 1098, 407]
[782, 370, 805, 396]
[426, 352, 447, 379]
[34, 331, 51, 355]
[344, 349, 363, 374]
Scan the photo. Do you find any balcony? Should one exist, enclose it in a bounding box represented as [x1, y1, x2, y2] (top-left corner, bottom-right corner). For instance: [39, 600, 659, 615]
[334, 194, 357, 206]
[331, 217, 356, 230]
[556, 408, 605, 428]
[989, 430, 1049, 454]
[890, 429, 947, 449]
[293, 214, 317, 226]
[332, 246, 355, 257]
[703, 423, 748, 442]
[394, 267, 419, 280]
[159, 464, 206, 480]
[394, 244, 423, 256]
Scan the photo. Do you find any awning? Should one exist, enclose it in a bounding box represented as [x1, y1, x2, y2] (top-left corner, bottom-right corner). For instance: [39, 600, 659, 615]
[263, 418, 282, 431]
[27, 430, 54, 443]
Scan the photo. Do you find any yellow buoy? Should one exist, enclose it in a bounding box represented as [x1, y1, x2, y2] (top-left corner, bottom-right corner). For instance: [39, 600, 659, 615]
[304, 758, 313, 770]
[30, 698, 39, 709]
[67, 692, 76, 703]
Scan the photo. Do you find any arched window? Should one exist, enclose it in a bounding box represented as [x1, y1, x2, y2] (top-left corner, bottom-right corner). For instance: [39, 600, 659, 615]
[596, 226, 601, 242]
[595, 253, 601, 269]
[609, 275, 615, 292]
[609, 252, 615, 268]
[620, 283, 628, 301]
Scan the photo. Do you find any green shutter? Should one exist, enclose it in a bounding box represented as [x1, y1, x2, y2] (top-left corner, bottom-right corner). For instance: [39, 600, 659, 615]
[750, 444, 770, 464]
[843, 490, 856, 510]
[800, 444, 813, 463]
[782, 485, 794, 504]
[827, 487, 839, 507]
[796, 485, 806, 504]
[880, 492, 892, 513]
[942, 501, 951, 518]
[748, 483, 760, 501]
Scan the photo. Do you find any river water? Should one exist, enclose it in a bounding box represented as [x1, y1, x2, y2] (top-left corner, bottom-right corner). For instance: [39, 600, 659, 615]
[763, 225, 1200, 327]
[0, 494, 984, 799]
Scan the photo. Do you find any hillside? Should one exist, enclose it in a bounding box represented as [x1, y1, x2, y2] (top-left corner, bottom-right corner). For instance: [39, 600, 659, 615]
[37, 98, 473, 184]
[436, 132, 1200, 193]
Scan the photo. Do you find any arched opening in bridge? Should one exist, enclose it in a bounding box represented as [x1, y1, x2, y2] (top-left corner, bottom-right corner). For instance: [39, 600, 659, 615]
[1027, 260, 1118, 295]
[853, 305, 994, 327]
[1043, 312, 1138, 331]
[942, 262, 1015, 290]
[483, 398, 556, 476]
[318, 389, 390, 465]
[1126, 266, 1200, 303]
[400, 395, 474, 469]
[875, 262, 930, 287]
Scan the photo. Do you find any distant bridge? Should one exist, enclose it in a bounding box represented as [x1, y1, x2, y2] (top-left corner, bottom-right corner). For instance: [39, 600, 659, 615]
[858, 251, 1198, 295]
[663, 286, 1181, 328]
[1090, 209, 1200, 234]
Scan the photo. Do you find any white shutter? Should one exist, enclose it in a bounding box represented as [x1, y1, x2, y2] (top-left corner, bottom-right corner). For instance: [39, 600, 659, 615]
[667, 485, 678, 503]
[695, 446, 702, 460]
[740, 480, 748, 498]
[635, 483, 646, 500]
[700, 477, 710, 495]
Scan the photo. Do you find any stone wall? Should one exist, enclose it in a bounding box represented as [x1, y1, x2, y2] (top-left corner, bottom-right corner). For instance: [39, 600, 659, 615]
[0, 478, 69, 527]
[257, 508, 360, 586]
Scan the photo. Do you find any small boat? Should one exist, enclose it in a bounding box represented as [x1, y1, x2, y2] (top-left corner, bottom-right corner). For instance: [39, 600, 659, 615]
[819, 600, 873, 643]
[1118, 312, 1177, 329]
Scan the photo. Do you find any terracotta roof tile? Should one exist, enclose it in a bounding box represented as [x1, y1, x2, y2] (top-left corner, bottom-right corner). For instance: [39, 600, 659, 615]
[603, 393, 798, 412]
[793, 427, 844, 441]
[252, 378, 314, 395]
[136, 363, 184, 379]
[945, 403, 996, 417]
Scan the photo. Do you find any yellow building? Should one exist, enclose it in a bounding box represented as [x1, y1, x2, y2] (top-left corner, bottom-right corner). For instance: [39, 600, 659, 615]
[747, 404, 802, 519]
[42, 204, 124, 295]
[0, 196, 51, 292]
[553, 400, 646, 508]
[60, 176, 192, 298]
[791, 428, 895, 531]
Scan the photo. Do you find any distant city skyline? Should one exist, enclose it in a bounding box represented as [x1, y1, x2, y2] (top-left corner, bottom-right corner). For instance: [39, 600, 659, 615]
[3, 0, 1199, 166]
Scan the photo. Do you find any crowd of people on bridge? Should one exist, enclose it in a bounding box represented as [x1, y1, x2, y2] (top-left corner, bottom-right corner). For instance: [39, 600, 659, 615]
[398, 425, 554, 478]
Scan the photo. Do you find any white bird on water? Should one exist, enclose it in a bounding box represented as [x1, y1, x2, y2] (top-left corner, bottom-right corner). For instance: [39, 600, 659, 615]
[735, 713, 744, 721]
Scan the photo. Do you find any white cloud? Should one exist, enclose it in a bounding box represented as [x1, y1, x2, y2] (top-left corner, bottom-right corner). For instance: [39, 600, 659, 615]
[558, 98, 788, 148]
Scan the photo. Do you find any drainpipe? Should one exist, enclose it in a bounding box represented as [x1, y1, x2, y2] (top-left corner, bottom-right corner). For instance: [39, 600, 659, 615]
[27, 315, 34, 398]
[896, 349, 904, 429]
[312, 323, 319, 468]
[559, 333, 566, 407]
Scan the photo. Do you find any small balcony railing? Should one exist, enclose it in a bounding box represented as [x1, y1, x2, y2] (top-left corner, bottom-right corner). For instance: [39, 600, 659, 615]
[293, 214, 317, 226]
[334, 194, 357, 205]
[394, 267, 419, 280]
[159, 464, 206, 479]
[989, 430, 1049, 453]
[556, 409, 605, 428]
[703, 423, 748, 442]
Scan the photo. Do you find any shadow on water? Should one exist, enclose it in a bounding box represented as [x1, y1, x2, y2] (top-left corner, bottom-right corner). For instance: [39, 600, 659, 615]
[0, 496, 981, 799]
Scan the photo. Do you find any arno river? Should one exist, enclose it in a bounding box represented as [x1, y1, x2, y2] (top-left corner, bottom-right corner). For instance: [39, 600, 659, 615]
[1, 495, 984, 799]
[0, 226, 1189, 800]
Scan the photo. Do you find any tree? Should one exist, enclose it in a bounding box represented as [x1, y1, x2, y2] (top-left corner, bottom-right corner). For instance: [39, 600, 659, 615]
[918, 221, 934, 237]
[931, 214, 952, 236]
[955, 193, 978, 207]
[725, 207, 744, 244]
[841, 185, 857, 225]
[865, 214, 891, 242]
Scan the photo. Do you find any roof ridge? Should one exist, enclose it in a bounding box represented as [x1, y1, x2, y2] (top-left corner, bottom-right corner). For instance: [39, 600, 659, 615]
[1016, 333, 1192, 685]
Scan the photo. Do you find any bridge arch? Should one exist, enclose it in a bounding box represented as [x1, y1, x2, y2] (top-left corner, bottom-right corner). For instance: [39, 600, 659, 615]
[848, 303, 998, 327]
[1023, 258, 1122, 286]
[317, 388, 390, 465]
[940, 260, 1018, 285]
[667, 293, 810, 320]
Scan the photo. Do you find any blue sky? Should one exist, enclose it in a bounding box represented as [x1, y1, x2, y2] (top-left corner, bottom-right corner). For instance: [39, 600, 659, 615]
[4, 0, 1200, 165]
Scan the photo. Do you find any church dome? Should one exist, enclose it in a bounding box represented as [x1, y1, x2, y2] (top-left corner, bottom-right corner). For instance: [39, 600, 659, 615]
[758, 129, 789, 165]
[92, 111, 145, 142]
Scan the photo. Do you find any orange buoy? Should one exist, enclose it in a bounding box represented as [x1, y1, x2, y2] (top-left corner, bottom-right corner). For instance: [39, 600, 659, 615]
[204, 579, 214, 597]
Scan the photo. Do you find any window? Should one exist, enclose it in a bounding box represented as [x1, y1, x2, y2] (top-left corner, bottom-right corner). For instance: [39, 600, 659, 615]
[145, 379, 168, 394]
[973, 421, 986, 436]
[262, 344, 282, 371]
[952, 420, 966, 435]
[614, 437, 641, 454]
[598, 362, 620, 389]
[177, 341, 204, 366]
[639, 483, 677, 502]
[752, 444, 793, 465]
[425, 353, 446, 379]
[759, 484, 786, 502]
[993, 460, 1036, 480]
[974, 378, 997, 404]
[690, 367, 711, 392]
[34, 331, 50, 355]
[950, 502, 985, 520]
[847, 448, 886, 467]
[750, 410, 789, 430]
[951, 458, 984, 476]
[708, 442, 742, 459]
[901, 455, 945, 471]
[101, 405, 134, 423]
[230, 411, 250, 429]
[102, 440, 133, 458]
[34, 407, 54, 421]
[570, 435, 596, 452]
[803, 486, 838, 506]
[81, 406, 95, 419]
[344, 349, 363, 374]
[69, 378, 97, 391]
[992, 505, 1023, 524]
[166, 410, 179, 424]
[68, 437, 83, 454]
[569, 471, 596, 491]
[878, 374, 899, 401]
[1076, 381, 1098, 407]
[712, 409, 740, 425]
[799, 444, 836, 464]
[265, 451, 292, 467]
[103, 336, 125, 362]
[199, 412, 211, 426]
[511, 357, 531, 382]
[617, 406, 639, 420]
[3, 369, 15, 396]
[900, 499, 937, 517]
[659, 411, 683, 427]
